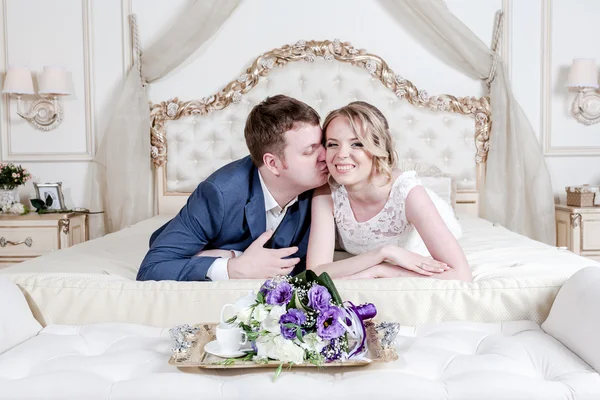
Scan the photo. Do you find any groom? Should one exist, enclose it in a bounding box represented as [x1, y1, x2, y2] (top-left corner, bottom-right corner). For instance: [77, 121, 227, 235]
[137, 95, 328, 282]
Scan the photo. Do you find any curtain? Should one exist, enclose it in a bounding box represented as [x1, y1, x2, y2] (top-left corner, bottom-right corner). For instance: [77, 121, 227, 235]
[378, 0, 555, 244]
[91, 0, 240, 234]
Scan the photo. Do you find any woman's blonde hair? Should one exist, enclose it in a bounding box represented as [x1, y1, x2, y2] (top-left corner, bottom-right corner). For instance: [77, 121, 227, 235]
[323, 101, 398, 184]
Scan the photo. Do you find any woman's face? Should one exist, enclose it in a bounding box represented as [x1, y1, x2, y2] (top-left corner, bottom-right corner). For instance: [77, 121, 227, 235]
[324, 116, 374, 186]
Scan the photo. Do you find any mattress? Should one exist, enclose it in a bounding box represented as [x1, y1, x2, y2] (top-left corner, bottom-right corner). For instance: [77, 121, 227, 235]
[2, 215, 599, 327]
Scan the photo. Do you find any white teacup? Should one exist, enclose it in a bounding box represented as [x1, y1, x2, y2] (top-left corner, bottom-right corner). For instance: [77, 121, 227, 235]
[220, 304, 238, 324]
[220, 290, 256, 324]
[216, 323, 248, 353]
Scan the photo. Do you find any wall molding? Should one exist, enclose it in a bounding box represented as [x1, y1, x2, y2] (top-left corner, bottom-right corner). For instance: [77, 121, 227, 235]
[541, 0, 600, 156]
[0, 0, 96, 162]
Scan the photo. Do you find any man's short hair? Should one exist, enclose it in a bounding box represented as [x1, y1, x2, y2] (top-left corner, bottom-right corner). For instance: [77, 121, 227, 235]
[244, 95, 320, 167]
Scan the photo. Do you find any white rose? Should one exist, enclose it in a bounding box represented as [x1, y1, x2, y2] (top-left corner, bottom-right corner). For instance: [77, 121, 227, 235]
[271, 336, 305, 364]
[255, 335, 276, 360]
[297, 332, 326, 353]
[10, 202, 24, 214]
[253, 304, 270, 322]
[262, 305, 286, 334]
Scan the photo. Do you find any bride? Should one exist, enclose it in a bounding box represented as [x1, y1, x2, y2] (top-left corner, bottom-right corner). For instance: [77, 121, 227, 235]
[306, 101, 472, 281]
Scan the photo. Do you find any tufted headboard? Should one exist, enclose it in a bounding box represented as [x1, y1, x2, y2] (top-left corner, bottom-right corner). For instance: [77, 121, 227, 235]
[150, 40, 491, 216]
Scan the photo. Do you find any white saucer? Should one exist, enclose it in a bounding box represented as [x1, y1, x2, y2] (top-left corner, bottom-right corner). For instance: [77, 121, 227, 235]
[204, 340, 250, 358]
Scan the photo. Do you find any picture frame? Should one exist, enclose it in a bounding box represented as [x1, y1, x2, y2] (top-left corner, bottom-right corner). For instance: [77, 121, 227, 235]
[33, 182, 66, 211]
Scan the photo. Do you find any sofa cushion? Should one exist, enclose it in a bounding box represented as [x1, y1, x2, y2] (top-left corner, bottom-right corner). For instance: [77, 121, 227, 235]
[0, 320, 598, 399]
[0, 276, 42, 354]
[542, 266, 600, 372]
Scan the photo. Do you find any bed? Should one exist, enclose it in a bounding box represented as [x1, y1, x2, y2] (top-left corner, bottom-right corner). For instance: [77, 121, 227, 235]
[1, 39, 598, 328]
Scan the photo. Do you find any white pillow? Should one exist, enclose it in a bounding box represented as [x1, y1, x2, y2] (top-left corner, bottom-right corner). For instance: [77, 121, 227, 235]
[542, 266, 600, 372]
[396, 160, 455, 208]
[421, 176, 454, 208]
[0, 276, 42, 354]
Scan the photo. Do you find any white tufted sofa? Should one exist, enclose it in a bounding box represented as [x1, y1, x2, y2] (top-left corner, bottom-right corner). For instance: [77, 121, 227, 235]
[2, 267, 600, 399]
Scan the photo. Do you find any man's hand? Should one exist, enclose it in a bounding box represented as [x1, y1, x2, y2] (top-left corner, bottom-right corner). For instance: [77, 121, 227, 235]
[227, 230, 300, 279]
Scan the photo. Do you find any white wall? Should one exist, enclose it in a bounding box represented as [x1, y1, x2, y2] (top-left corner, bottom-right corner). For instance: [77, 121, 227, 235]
[0, 0, 598, 235]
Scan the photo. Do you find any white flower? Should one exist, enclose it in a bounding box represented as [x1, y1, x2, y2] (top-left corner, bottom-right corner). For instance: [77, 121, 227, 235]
[262, 305, 286, 334]
[9, 203, 24, 214]
[253, 304, 270, 322]
[256, 335, 305, 364]
[255, 334, 276, 360]
[297, 333, 326, 353]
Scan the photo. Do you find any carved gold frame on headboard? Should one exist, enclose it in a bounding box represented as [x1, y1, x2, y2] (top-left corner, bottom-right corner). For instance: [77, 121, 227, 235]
[150, 39, 491, 215]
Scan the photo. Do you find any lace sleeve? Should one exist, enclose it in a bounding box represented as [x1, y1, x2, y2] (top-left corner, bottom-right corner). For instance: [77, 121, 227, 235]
[395, 171, 423, 223]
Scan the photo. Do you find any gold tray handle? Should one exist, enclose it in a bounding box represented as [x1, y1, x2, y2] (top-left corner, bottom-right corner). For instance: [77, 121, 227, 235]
[0, 237, 33, 247]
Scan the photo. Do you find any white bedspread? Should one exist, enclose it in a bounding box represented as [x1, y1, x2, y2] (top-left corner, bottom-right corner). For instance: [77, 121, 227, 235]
[2, 214, 595, 280]
[1, 215, 598, 327]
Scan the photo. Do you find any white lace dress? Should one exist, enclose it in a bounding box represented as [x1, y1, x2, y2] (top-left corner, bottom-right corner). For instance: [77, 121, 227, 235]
[331, 171, 462, 256]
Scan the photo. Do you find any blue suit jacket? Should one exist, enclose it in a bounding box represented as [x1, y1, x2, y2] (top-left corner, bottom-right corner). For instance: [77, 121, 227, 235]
[137, 156, 312, 281]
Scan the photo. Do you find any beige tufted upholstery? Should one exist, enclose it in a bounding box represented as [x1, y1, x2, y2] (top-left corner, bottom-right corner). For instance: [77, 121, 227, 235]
[163, 59, 477, 195]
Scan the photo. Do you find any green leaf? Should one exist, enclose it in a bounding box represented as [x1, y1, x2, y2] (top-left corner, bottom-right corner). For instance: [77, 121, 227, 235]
[292, 271, 308, 285]
[273, 363, 284, 382]
[315, 272, 343, 305]
[225, 316, 237, 324]
[287, 293, 297, 310]
[295, 328, 304, 343]
[256, 291, 265, 304]
[45, 194, 53, 207]
[304, 270, 319, 283]
[292, 290, 308, 312]
[30, 199, 46, 210]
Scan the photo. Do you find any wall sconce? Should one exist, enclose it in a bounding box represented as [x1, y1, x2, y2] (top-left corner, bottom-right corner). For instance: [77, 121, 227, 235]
[2, 66, 74, 131]
[566, 58, 600, 125]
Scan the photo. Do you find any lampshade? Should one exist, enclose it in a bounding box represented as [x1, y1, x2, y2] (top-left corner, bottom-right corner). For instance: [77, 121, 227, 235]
[38, 66, 74, 95]
[566, 59, 599, 88]
[2, 66, 35, 94]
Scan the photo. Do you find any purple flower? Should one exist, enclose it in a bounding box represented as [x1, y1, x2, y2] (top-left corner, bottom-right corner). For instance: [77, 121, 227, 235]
[307, 285, 332, 311]
[279, 309, 307, 340]
[317, 306, 345, 340]
[265, 281, 293, 306]
[259, 279, 276, 296]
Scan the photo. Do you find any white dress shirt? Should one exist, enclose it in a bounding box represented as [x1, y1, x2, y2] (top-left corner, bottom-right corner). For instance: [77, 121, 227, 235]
[206, 171, 298, 281]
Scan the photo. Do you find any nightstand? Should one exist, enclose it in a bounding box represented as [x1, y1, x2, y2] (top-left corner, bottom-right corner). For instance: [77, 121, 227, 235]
[0, 212, 88, 267]
[555, 204, 600, 262]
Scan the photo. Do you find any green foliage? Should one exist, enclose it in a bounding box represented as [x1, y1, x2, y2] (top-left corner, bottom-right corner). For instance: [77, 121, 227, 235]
[273, 363, 283, 382]
[0, 163, 31, 190]
[30, 194, 54, 213]
[295, 270, 343, 306]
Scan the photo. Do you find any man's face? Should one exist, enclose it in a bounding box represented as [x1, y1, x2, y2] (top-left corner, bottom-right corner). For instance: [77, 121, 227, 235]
[279, 123, 328, 192]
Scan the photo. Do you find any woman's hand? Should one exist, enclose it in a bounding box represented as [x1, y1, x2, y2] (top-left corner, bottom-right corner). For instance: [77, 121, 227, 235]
[380, 245, 450, 276]
[342, 262, 418, 279]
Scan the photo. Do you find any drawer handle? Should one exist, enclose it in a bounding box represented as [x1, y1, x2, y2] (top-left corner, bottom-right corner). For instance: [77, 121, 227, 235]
[0, 237, 33, 247]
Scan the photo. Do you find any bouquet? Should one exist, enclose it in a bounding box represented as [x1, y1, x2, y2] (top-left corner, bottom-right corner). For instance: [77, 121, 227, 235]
[0, 163, 31, 190]
[227, 271, 377, 373]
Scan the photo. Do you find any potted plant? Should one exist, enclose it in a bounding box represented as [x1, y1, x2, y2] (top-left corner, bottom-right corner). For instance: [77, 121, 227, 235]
[0, 163, 31, 211]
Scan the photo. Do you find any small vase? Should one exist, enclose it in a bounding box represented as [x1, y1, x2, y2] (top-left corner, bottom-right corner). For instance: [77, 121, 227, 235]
[0, 188, 20, 210]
